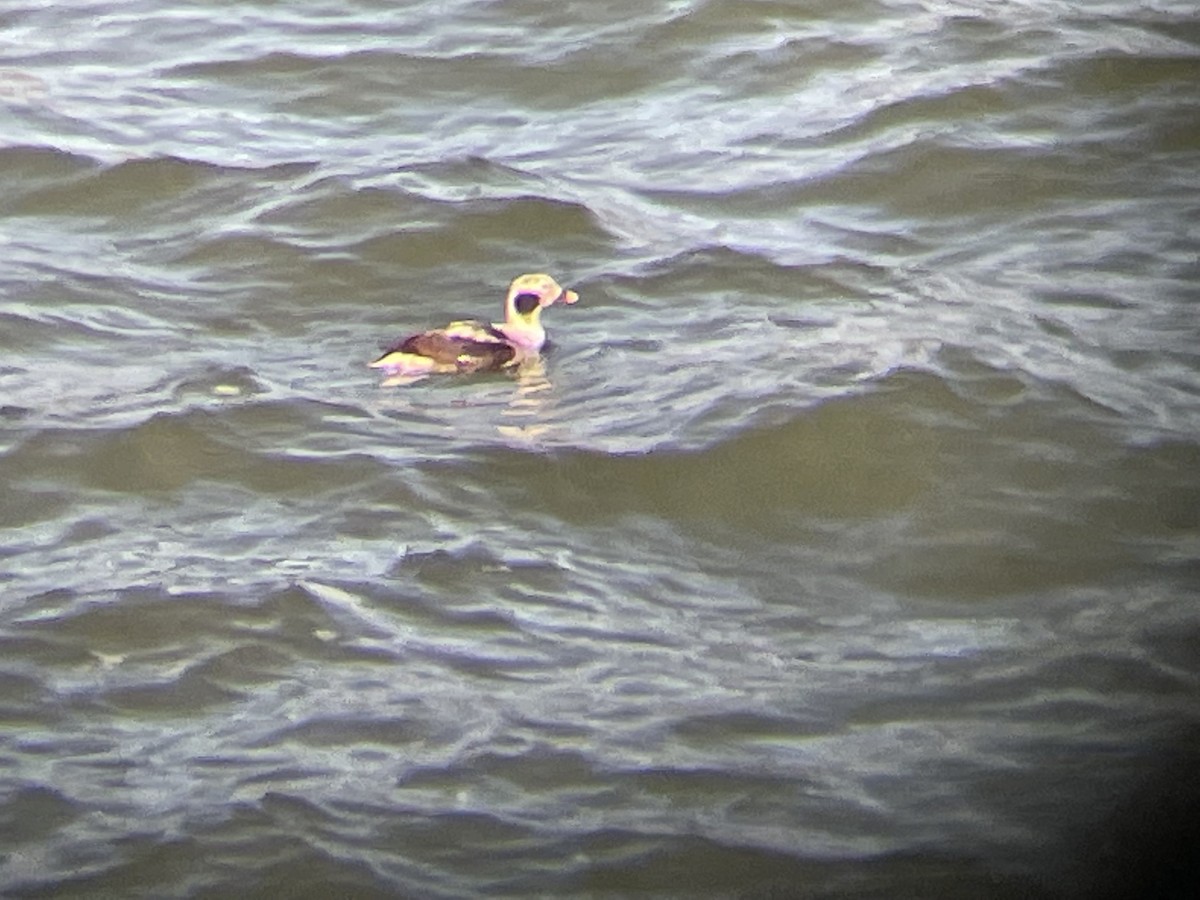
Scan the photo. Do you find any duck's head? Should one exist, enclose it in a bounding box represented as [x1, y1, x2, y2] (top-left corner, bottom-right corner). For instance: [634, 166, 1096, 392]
[500, 273, 578, 348]
[505, 273, 578, 320]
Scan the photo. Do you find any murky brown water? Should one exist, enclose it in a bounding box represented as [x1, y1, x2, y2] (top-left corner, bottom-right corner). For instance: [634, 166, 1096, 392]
[2, 1, 1199, 896]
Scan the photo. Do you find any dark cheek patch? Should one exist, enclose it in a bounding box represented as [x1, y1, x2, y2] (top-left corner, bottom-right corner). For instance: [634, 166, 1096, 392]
[514, 292, 541, 315]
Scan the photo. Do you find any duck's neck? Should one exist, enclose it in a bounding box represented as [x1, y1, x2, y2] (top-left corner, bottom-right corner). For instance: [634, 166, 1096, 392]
[496, 302, 545, 351]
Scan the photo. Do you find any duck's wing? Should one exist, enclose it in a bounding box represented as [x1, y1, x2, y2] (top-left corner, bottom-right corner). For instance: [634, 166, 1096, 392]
[438, 320, 507, 342]
[371, 320, 516, 373]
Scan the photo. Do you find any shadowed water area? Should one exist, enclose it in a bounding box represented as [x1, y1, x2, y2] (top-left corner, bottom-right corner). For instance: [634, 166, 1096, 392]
[2, 0, 1200, 897]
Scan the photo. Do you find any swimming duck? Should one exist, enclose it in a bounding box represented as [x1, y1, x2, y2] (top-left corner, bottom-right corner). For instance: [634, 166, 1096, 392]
[370, 273, 578, 384]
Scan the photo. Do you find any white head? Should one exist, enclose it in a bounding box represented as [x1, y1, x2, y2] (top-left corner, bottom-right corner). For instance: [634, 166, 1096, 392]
[499, 273, 579, 350]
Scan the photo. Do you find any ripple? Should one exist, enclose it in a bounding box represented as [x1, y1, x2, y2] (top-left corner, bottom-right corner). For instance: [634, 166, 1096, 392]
[450, 392, 936, 536]
[0, 145, 96, 204]
[261, 714, 430, 750]
[0, 786, 83, 847]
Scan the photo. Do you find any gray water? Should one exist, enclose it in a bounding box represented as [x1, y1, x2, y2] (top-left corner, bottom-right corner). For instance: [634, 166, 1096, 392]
[2, 1, 1199, 897]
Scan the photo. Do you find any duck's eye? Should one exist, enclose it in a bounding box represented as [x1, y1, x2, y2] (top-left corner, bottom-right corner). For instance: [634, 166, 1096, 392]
[513, 292, 541, 314]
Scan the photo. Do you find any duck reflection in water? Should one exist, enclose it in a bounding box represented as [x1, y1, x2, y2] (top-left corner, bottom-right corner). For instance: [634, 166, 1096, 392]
[496, 355, 556, 440]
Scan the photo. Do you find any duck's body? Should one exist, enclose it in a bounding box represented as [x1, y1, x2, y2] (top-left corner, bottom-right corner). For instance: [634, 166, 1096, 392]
[370, 274, 578, 384]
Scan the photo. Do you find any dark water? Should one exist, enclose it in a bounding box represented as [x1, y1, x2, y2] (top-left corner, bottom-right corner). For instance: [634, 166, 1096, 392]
[3, 1, 1200, 896]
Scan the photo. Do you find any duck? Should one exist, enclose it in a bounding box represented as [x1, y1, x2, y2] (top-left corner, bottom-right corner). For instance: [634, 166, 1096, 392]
[370, 273, 578, 384]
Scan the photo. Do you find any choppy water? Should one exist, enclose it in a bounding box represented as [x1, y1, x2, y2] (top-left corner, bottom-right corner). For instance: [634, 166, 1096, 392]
[3, 1, 1200, 897]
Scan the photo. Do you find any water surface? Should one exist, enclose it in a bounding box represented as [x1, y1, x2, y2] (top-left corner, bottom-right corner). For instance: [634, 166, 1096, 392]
[2, 1, 1199, 897]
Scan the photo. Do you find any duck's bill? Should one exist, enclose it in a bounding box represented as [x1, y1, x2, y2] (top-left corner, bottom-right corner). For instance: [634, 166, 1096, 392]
[560, 289, 579, 305]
